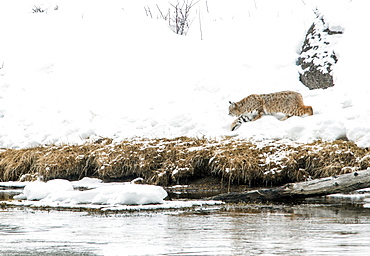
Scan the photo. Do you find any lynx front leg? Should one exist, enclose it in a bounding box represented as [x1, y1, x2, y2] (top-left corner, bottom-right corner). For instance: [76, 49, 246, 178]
[249, 111, 263, 122]
[230, 117, 244, 131]
[230, 114, 253, 131]
[230, 111, 263, 131]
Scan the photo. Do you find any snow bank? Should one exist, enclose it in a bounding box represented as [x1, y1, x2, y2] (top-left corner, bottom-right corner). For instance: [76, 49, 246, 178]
[14, 179, 168, 205]
[4, 177, 223, 210]
[0, 0, 369, 148]
[21, 179, 74, 201]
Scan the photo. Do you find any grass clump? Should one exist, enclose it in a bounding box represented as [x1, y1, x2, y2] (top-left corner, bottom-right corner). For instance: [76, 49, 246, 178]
[0, 138, 368, 188]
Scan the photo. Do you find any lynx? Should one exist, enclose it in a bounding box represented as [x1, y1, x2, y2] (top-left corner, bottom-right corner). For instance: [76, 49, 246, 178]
[228, 91, 313, 131]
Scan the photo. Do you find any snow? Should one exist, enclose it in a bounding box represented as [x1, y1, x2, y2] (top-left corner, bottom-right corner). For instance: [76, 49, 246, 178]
[1, 177, 223, 209]
[5, 175, 370, 210]
[4, 177, 223, 210]
[19, 179, 74, 201]
[14, 178, 169, 205]
[0, 0, 369, 149]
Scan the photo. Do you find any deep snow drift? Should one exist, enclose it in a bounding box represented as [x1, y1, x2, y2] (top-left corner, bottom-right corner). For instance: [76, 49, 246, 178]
[0, 0, 369, 149]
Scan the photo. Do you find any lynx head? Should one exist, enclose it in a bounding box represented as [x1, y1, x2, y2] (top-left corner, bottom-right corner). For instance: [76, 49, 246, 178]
[229, 101, 243, 117]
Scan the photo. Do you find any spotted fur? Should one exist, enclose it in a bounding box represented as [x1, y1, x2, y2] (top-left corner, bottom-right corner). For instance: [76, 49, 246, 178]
[229, 91, 313, 131]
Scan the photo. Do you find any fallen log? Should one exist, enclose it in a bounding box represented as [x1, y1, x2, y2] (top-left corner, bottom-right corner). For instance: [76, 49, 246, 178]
[211, 168, 370, 203]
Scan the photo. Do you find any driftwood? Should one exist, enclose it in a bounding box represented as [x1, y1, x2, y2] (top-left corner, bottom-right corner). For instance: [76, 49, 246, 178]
[211, 169, 370, 203]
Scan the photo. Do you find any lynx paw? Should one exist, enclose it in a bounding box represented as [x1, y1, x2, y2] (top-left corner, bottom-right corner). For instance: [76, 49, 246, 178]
[230, 122, 242, 131]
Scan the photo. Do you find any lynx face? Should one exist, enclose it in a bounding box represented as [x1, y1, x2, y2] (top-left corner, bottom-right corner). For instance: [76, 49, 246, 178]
[228, 102, 244, 117]
[229, 102, 259, 120]
[229, 94, 263, 117]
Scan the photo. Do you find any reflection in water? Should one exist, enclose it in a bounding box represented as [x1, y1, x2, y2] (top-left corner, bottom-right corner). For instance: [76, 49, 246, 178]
[1, 203, 370, 255]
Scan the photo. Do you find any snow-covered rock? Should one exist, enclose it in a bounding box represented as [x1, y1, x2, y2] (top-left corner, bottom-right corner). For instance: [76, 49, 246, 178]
[298, 10, 343, 90]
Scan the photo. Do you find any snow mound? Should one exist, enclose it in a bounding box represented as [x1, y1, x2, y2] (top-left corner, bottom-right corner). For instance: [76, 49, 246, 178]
[14, 179, 168, 205]
[20, 179, 73, 201]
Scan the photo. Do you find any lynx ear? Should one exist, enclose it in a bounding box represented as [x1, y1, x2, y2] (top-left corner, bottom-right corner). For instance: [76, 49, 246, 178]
[229, 101, 234, 105]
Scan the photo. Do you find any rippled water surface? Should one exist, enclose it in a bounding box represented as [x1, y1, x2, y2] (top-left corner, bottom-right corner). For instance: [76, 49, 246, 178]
[2, 202, 370, 256]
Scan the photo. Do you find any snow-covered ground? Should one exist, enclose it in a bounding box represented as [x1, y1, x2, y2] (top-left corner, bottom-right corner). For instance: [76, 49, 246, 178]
[0, 0, 369, 149]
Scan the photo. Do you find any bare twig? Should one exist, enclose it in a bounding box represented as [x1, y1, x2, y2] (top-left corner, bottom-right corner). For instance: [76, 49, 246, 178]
[144, 6, 152, 18]
[199, 7, 203, 40]
[32, 5, 46, 13]
[156, 4, 168, 20]
[147, 0, 199, 36]
[169, 0, 199, 35]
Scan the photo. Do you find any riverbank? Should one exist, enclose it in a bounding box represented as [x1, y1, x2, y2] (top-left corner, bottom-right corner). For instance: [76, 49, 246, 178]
[1, 137, 368, 190]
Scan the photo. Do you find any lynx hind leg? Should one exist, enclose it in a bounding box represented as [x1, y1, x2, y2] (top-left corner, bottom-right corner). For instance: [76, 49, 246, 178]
[306, 106, 313, 116]
[279, 115, 289, 121]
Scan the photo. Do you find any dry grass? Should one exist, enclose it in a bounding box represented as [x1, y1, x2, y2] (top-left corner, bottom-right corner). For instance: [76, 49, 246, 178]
[0, 137, 369, 187]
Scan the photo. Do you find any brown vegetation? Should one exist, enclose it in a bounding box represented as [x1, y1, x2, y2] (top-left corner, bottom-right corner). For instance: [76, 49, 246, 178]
[0, 137, 368, 188]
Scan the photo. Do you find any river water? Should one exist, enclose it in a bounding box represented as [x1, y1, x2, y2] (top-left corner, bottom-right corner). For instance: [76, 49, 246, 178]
[1, 201, 370, 256]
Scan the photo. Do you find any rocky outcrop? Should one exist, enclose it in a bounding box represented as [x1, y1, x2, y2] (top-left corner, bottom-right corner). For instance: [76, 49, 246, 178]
[298, 12, 343, 90]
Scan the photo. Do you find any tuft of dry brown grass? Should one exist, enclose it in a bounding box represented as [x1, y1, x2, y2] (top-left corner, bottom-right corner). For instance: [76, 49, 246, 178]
[36, 144, 100, 181]
[0, 138, 369, 188]
[0, 147, 44, 181]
